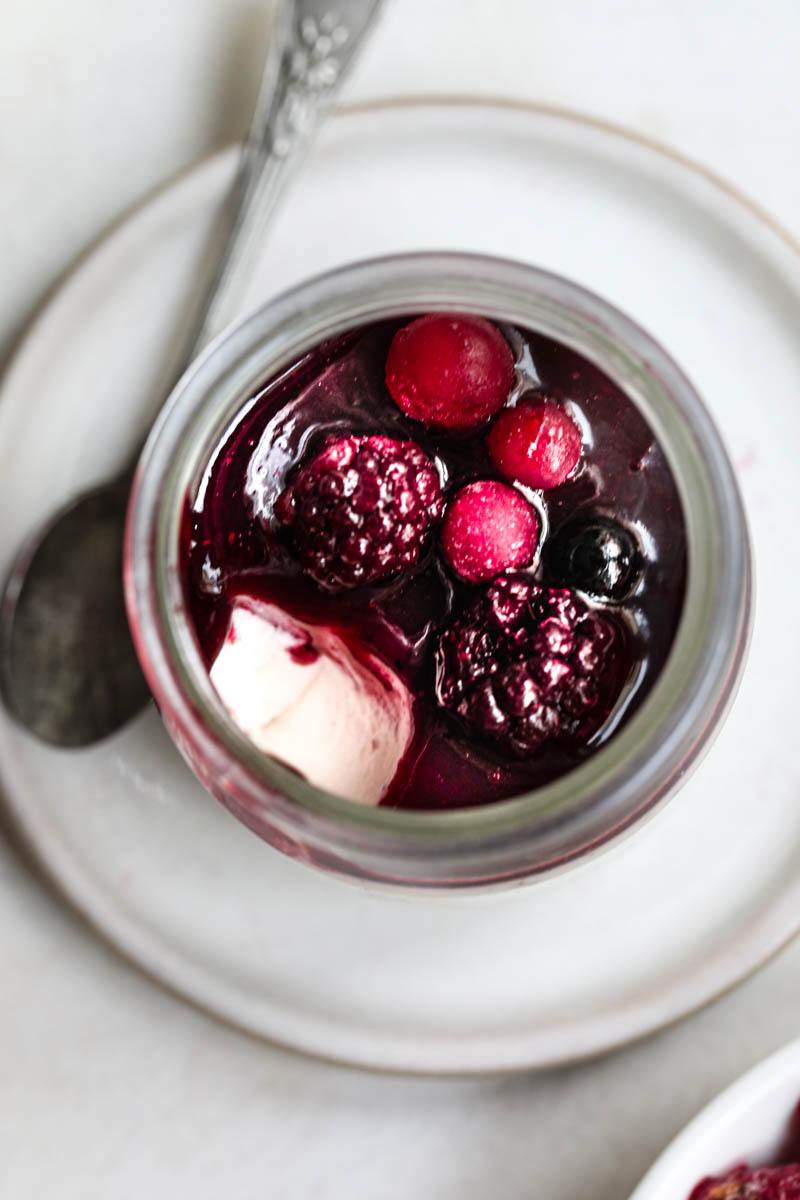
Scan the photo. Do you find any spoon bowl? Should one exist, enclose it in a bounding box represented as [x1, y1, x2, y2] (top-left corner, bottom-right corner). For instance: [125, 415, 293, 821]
[1, 476, 149, 745]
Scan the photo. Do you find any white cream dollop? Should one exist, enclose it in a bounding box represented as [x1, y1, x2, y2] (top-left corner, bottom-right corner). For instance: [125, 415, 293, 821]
[209, 596, 413, 806]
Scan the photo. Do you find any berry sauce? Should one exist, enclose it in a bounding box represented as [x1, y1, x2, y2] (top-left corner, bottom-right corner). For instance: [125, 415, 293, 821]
[182, 315, 687, 810]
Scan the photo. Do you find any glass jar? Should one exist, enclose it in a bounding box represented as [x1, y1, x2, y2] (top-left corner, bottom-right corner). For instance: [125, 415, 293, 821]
[124, 252, 752, 888]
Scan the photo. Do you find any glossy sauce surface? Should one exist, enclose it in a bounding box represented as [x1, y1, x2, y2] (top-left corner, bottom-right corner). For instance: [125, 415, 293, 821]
[182, 317, 687, 809]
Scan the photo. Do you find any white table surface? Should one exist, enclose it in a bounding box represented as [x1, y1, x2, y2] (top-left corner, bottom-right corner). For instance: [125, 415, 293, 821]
[1, 1, 798, 1196]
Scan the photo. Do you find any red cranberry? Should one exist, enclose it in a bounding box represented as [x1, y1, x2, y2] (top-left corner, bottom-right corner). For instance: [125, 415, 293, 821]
[488, 397, 582, 489]
[385, 314, 515, 429]
[274, 435, 444, 589]
[440, 481, 539, 582]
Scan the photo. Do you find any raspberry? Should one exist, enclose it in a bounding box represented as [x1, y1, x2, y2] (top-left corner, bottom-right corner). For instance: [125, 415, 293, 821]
[488, 397, 582, 489]
[435, 575, 623, 755]
[274, 435, 444, 589]
[440, 480, 539, 582]
[385, 314, 515, 429]
[545, 515, 642, 602]
[689, 1163, 800, 1199]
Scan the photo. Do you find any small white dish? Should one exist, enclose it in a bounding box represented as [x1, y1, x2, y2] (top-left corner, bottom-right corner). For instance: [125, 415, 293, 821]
[1, 96, 799, 1073]
[630, 1036, 800, 1199]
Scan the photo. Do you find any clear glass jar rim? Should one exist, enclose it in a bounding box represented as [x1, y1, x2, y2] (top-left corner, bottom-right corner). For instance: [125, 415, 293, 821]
[126, 251, 751, 877]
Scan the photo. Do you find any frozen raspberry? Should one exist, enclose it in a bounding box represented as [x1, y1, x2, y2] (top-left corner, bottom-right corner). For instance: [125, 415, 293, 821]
[274, 435, 444, 589]
[435, 575, 624, 755]
[440, 480, 539, 582]
[689, 1163, 800, 1199]
[488, 397, 583, 489]
[385, 314, 515, 429]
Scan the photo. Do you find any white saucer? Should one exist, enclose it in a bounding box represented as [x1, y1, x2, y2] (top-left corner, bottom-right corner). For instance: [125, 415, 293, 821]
[2, 97, 799, 1075]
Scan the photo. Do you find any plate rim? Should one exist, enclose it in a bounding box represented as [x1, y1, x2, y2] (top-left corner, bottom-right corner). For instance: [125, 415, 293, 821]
[2, 93, 799, 1076]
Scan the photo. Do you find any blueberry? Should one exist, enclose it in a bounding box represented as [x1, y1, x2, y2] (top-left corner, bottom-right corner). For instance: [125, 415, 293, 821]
[545, 516, 642, 602]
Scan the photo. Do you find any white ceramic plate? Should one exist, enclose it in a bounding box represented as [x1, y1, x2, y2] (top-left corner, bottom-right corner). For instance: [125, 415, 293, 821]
[1, 98, 799, 1075]
[629, 1035, 800, 1199]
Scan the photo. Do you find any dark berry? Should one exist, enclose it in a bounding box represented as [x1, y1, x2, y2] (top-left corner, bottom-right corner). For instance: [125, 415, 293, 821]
[274, 435, 444, 589]
[689, 1163, 800, 1200]
[385, 314, 515, 429]
[435, 575, 625, 756]
[488, 397, 583, 489]
[440, 480, 539, 582]
[545, 515, 642, 602]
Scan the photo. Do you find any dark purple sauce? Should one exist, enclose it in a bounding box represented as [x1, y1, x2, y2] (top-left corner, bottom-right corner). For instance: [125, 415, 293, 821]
[781, 1100, 800, 1163]
[181, 317, 687, 810]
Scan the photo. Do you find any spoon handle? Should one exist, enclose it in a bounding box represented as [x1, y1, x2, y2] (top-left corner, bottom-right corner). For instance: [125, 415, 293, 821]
[180, 0, 385, 364]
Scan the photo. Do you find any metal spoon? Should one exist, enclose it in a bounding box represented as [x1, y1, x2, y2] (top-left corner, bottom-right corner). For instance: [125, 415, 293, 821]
[0, 0, 384, 747]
